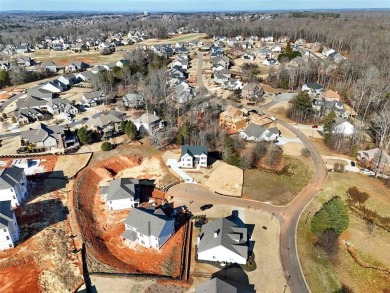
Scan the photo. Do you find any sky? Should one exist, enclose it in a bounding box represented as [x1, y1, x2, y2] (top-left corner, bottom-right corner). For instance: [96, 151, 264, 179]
[1, 0, 390, 12]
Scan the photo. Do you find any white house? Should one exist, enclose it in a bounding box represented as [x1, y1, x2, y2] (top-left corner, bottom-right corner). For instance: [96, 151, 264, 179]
[133, 113, 163, 134]
[197, 217, 248, 265]
[240, 123, 280, 142]
[271, 45, 282, 53]
[0, 201, 20, 250]
[263, 58, 279, 66]
[333, 118, 355, 136]
[302, 83, 324, 95]
[0, 166, 28, 207]
[102, 178, 141, 211]
[122, 207, 175, 250]
[179, 145, 208, 169]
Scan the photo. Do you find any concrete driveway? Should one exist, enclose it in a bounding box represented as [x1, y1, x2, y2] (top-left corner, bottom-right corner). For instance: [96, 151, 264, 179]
[322, 155, 360, 172]
[167, 159, 195, 183]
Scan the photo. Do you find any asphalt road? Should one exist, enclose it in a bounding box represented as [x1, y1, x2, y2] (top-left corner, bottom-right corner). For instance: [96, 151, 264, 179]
[168, 68, 328, 292]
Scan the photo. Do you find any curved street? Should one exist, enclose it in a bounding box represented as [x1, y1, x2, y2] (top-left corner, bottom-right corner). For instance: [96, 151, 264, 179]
[170, 53, 329, 292]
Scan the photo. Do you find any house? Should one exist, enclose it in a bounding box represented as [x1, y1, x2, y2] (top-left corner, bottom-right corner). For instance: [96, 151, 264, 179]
[357, 148, 390, 172]
[332, 118, 355, 136]
[103, 62, 117, 71]
[322, 47, 336, 57]
[58, 73, 78, 87]
[222, 78, 243, 91]
[82, 91, 106, 107]
[271, 45, 282, 53]
[41, 61, 57, 73]
[65, 61, 90, 73]
[76, 71, 96, 82]
[16, 43, 30, 54]
[219, 107, 247, 131]
[40, 80, 66, 93]
[179, 145, 208, 169]
[0, 60, 11, 71]
[20, 123, 78, 151]
[171, 59, 189, 70]
[122, 206, 175, 250]
[263, 58, 279, 66]
[241, 53, 255, 61]
[46, 98, 78, 116]
[192, 101, 221, 117]
[255, 48, 272, 60]
[302, 83, 323, 95]
[16, 96, 48, 111]
[240, 123, 280, 142]
[88, 110, 126, 139]
[103, 178, 141, 211]
[17, 56, 33, 67]
[0, 201, 20, 250]
[90, 65, 107, 75]
[0, 166, 28, 207]
[174, 82, 194, 104]
[133, 113, 163, 134]
[197, 217, 248, 265]
[195, 278, 239, 293]
[122, 93, 144, 109]
[242, 83, 264, 100]
[115, 59, 130, 68]
[14, 108, 44, 125]
[322, 90, 341, 102]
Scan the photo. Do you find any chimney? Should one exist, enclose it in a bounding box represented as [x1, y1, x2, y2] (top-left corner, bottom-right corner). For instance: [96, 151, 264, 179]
[213, 230, 219, 238]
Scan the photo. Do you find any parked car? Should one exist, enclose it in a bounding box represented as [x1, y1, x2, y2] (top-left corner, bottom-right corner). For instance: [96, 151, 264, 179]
[200, 204, 213, 211]
[359, 168, 375, 175]
[312, 125, 318, 128]
[16, 146, 29, 154]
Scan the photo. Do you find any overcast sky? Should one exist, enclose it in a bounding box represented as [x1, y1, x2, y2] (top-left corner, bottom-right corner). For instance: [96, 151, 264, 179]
[2, 0, 390, 12]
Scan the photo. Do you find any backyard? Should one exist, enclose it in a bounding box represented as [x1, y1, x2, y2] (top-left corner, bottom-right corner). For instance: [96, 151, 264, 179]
[298, 172, 390, 293]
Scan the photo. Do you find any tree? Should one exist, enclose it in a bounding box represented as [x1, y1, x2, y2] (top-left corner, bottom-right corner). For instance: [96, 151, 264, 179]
[288, 91, 313, 123]
[124, 120, 138, 140]
[101, 142, 112, 151]
[311, 196, 349, 235]
[77, 127, 93, 145]
[0, 70, 10, 88]
[323, 111, 336, 145]
[316, 229, 339, 256]
[266, 143, 282, 169]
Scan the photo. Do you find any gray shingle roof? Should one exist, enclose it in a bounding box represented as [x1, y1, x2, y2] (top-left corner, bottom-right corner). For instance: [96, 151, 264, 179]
[0, 166, 24, 191]
[89, 110, 125, 127]
[196, 278, 238, 293]
[124, 207, 174, 238]
[16, 96, 47, 109]
[0, 201, 14, 229]
[107, 178, 140, 201]
[134, 113, 160, 124]
[241, 123, 267, 139]
[181, 145, 208, 157]
[20, 123, 64, 144]
[198, 218, 248, 260]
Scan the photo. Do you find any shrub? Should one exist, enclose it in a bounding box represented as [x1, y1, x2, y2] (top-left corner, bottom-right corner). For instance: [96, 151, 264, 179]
[315, 229, 339, 256]
[101, 142, 112, 151]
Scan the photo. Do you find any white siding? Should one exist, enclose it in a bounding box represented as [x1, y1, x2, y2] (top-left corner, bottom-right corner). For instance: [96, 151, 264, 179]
[198, 245, 247, 264]
[108, 198, 139, 211]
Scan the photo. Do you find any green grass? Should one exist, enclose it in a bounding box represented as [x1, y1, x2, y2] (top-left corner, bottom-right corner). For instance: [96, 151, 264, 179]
[243, 156, 314, 205]
[298, 173, 390, 293]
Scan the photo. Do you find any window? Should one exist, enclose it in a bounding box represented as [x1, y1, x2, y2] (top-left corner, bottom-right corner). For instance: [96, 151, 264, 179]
[213, 256, 216, 259]
[6, 236, 9, 240]
[10, 189, 14, 192]
[9, 244, 12, 248]
[3, 229, 6, 232]
[13, 196, 16, 199]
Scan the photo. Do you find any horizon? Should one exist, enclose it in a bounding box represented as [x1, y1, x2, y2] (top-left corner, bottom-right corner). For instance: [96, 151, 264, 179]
[2, 0, 390, 13]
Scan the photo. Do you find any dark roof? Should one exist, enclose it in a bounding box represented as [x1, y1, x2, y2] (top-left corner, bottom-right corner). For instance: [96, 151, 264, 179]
[198, 217, 248, 260]
[124, 207, 174, 238]
[241, 123, 267, 139]
[195, 278, 238, 293]
[107, 178, 140, 201]
[0, 166, 24, 191]
[305, 83, 323, 90]
[0, 201, 14, 229]
[181, 145, 208, 158]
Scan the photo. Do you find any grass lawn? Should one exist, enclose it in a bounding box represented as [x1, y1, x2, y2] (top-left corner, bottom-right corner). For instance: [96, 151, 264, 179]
[298, 173, 390, 293]
[242, 156, 314, 205]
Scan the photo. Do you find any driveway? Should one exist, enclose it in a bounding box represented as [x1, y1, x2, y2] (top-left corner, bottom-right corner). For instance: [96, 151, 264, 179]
[322, 155, 360, 172]
[167, 159, 195, 183]
[276, 136, 302, 146]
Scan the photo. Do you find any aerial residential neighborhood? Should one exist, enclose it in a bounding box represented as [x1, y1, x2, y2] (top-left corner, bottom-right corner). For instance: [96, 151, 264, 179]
[0, 3, 389, 293]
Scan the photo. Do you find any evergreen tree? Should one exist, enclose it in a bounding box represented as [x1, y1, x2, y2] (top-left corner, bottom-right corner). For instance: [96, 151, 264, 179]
[124, 121, 138, 140]
[311, 196, 349, 235]
[323, 111, 336, 144]
[77, 126, 93, 145]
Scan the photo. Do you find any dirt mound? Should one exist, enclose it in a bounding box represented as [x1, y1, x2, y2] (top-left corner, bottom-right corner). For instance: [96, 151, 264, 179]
[73, 155, 185, 277]
[0, 259, 40, 293]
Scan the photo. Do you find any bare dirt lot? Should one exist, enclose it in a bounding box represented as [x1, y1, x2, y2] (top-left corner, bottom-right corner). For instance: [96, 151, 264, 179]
[162, 150, 243, 197]
[53, 153, 92, 178]
[72, 155, 186, 278]
[298, 173, 390, 293]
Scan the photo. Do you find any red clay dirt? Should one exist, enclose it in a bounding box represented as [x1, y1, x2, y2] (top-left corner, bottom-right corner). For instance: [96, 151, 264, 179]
[72, 155, 186, 277]
[0, 260, 40, 293]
